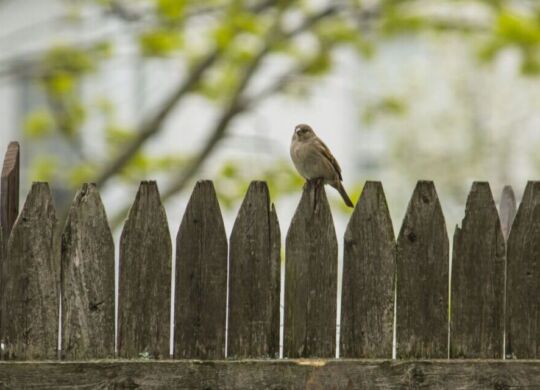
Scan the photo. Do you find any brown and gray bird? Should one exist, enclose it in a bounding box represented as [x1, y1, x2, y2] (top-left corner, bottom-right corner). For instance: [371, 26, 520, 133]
[290, 123, 354, 208]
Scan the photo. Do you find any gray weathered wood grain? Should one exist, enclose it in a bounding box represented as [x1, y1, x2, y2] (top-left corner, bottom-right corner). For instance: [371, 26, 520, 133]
[0, 141, 20, 337]
[118, 181, 171, 359]
[506, 181, 540, 358]
[61, 183, 114, 359]
[499, 185, 517, 241]
[175, 180, 228, 359]
[1, 141, 20, 239]
[451, 182, 505, 358]
[1, 360, 540, 389]
[228, 181, 280, 358]
[284, 181, 338, 358]
[341, 181, 395, 358]
[1, 182, 58, 360]
[396, 181, 449, 358]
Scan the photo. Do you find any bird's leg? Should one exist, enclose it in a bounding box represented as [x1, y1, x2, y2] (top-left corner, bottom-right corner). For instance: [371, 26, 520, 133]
[313, 177, 324, 213]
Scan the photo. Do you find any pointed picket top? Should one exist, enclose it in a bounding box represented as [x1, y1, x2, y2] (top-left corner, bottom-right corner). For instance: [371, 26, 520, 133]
[61, 183, 115, 359]
[499, 185, 517, 241]
[228, 181, 280, 358]
[175, 180, 228, 359]
[1, 182, 58, 360]
[451, 182, 505, 358]
[284, 181, 338, 358]
[118, 181, 171, 359]
[506, 181, 540, 358]
[396, 181, 449, 358]
[341, 181, 395, 358]
[1, 141, 20, 239]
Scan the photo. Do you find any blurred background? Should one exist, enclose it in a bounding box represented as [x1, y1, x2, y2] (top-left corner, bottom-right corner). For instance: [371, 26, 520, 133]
[1, 0, 540, 239]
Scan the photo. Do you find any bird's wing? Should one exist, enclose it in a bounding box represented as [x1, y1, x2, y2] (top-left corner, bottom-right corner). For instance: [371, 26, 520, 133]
[314, 137, 343, 181]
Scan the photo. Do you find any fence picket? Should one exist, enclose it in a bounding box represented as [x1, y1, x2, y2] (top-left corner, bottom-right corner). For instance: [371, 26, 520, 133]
[396, 181, 448, 358]
[1, 141, 20, 239]
[175, 181, 228, 359]
[118, 181, 171, 359]
[1, 141, 20, 337]
[284, 182, 337, 358]
[341, 181, 395, 358]
[228, 181, 280, 358]
[499, 185, 517, 241]
[450, 182, 505, 358]
[1, 182, 58, 360]
[61, 183, 114, 359]
[506, 181, 540, 358]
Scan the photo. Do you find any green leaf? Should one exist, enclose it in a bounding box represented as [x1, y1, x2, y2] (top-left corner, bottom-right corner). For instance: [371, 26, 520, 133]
[46, 72, 75, 95]
[66, 101, 87, 135]
[362, 96, 408, 124]
[69, 164, 96, 187]
[232, 12, 262, 35]
[478, 39, 505, 62]
[522, 51, 540, 75]
[156, 0, 186, 22]
[212, 24, 235, 49]
[139, 29, 183, 56]
[29, 155, 58, 182]
[221, 161, 238, 178]
[24, 110, 54, 138]
[119, 152, 188, 180]
[106, 124, 135, 146]
[496, 10, 540, 47]
[44, 45, 95, 74]
[93, 41, 113, 59]
[304, 51, 332, 75]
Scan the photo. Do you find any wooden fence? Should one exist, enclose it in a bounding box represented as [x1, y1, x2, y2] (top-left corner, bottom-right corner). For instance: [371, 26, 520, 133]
[1, 142, 540, 389]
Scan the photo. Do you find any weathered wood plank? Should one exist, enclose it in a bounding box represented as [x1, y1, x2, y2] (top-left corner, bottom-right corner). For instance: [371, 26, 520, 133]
[61, 183, 114, 359]
[1, 360, 540, 389]
[451, 182, 505, 358]
[499, 185, 517, 241]
[228, 181, 280, 358]
[1, 182, 58, 360]
[175, 180, 228, 359]
[118, 181, 171, 359]
[506, 181, 540, 358]
[1, 141, 20, 239]
[284, 181, 338, 358]
[341, 181, 395, 358]
[396, 181, 449, 358]
[0, 142, 20, 339]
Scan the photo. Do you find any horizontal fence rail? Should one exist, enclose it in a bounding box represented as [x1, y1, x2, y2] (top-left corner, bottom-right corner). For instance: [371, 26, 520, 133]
[2, 143, 540, 387]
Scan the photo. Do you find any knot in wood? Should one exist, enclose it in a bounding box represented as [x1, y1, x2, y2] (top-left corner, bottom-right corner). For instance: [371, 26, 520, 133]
[493, 378, 509, 390]
[404, 366, 425, 386]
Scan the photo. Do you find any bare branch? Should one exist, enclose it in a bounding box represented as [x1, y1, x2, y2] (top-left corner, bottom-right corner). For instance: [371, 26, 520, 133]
[108, 7, 338, 229]
[94, 51, 219, 187]
[93, 0, 279, 188]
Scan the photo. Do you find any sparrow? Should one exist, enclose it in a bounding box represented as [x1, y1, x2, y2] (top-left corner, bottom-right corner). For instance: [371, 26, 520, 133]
[290, 123, 354, 208]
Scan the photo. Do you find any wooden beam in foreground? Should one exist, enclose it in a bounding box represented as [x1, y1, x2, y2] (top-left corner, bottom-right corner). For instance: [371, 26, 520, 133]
[0, 360, 539, 389]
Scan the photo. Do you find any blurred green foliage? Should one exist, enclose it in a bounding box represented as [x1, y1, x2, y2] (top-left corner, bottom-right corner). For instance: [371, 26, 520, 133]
[215, 159, 304, 208]
[17, 0, 540, 217]
[362, 96, 408, 125]
[480, 10, 540, 74]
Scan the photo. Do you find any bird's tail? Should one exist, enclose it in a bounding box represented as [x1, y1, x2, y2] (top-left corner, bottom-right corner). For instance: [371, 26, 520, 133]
[334, 181, 354, 208]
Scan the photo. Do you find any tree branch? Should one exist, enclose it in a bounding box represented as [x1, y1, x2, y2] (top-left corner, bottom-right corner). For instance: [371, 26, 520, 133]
[94, 50, 219, 187]
[108, 6, 339, 229]
[93, 0, 278, 188]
